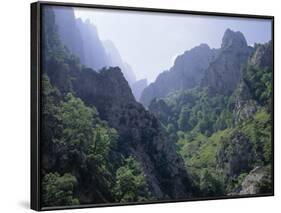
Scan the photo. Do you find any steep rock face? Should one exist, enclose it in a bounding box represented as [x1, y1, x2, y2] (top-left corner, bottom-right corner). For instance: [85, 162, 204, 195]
[52, 7, 137, 86]
[201, 29, 252, 95]
[52, 6, 85, 64]
[76, 18, 109, 70]
[217, 131, 254, 178]
[249, 41, 273, 68]
[221, 29, 248, 50]
[52, 6, 109, 69]
[238, 166, 272, 195]
[103, 40, 136, 86]
[233, 81, 258, 124]
[71, 67, 196, 199]
[131, 79, 148, 101]
[72, 67, 135, 118]
[140, 44, 215, 107]
[233, 40, 273, 123]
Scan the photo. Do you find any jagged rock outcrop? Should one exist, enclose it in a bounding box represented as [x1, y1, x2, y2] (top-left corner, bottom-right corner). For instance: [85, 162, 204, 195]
[71, 67, 196, 199]
[233, 81, 258, 124]
[249, 41, 273, 68]
[201, 29, 252, 95]
[233, 40, 273, 123]
[238, 166, 272, 195]
[217, 131, 254, 178]
[131, 79, 148, 101]
[140, 44, 216, 107]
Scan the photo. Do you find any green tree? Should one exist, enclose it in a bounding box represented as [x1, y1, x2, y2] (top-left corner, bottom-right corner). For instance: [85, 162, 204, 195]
[214, 110, 233, 131]
[114, 156, 151, 202]
[200, 169, 224, 196]
[54, 93, 98, 149]
[52, 93, 119, 199]
[243, 65, 272, 105]
[41, 74, 61, 170]
[42, 172, 79, 207]
[178, 106, 191, 131]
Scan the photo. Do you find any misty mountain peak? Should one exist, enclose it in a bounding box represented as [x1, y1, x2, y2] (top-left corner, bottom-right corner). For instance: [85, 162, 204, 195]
[184, 43, 210, 54]
[197, 43, 210, 49]
[221, 29, 248, 50]
[140, 43, 216, 107]
[174, 43, 212, 66]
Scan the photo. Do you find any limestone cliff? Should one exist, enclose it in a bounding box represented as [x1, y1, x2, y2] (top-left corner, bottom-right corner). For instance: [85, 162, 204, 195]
[201, 29, 252, 95]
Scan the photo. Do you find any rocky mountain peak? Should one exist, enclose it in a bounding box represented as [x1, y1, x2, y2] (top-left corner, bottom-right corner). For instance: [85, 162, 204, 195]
[140, 43, 216, 107]
[71, 65, 196, 199]
[178, 43, 211, 59]
[221, 28, 248, 50]
[197, 43, 211, 50]
[201, 29, 252, 96]
[73, 66, 135, 112]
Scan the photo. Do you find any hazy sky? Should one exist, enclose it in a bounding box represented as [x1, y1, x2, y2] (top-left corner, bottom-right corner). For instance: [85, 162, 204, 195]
[74, 8, 271, 83]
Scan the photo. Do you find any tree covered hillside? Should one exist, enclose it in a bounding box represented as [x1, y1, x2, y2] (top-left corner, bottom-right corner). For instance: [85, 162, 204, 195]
[148, 38, 273, 196]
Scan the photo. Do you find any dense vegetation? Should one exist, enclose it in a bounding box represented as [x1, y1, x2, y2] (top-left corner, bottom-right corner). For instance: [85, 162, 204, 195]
[113, 156, 151, 202]
[149, 61, 273, 195]
[42, 72, 152, 207]
[243, 65, 272, 106]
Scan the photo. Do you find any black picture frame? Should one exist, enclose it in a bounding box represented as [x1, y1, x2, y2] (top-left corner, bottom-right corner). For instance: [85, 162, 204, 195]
[31, 1, 274, 211]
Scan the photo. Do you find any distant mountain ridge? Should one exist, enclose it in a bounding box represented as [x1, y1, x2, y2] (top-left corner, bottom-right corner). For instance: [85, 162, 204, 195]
[76, 18, 109, 70]
[103, 40, 136, 85]
[140, 44, 216, 107]
[140, 29, 257, 107]
[131, 79, 148, 101]
[52, 6, 137, 86]
[131, 79, 147, 101]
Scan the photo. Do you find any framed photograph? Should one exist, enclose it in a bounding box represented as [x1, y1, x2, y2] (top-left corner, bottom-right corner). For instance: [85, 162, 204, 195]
[31, 1, 274, 211]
